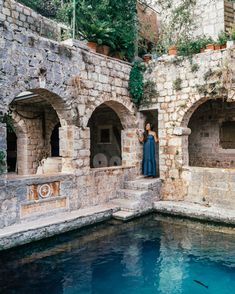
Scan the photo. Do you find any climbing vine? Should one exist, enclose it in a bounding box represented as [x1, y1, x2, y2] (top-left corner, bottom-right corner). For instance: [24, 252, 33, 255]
[129, 61, 145, 106]
[0, 150, 6, 174]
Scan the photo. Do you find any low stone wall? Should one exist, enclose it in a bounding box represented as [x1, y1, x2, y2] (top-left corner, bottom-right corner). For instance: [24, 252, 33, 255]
[0, 0, 68, 40]
[183, 166, 235, 209]
[0, 165, 136, 229]
[78, 166, 137, 208]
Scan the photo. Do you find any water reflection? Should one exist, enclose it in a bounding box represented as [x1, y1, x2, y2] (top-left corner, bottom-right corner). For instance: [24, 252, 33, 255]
[0, 215, 235, 293]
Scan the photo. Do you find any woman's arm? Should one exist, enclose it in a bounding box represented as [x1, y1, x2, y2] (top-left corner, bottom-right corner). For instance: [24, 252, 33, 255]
[136, 130, 144, 143]
[153, 132, 159, 143]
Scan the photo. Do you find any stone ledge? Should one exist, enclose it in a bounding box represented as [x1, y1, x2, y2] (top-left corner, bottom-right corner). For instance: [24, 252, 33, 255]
[154, 201, 235, 225]
[0, 204, 119, 251]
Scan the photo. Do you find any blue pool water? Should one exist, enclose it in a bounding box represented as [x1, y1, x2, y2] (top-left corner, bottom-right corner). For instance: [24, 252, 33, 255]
[0, 214, 235, 294]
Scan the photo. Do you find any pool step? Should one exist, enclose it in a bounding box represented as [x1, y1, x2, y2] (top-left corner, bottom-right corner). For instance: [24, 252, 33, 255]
[117, 189, 150, 200]
[124, 178, 161, 191]
[110, 198, 143, 211]
[111, 177, 162, 220]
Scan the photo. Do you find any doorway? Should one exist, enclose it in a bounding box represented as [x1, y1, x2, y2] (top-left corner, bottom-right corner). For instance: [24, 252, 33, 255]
[140, 109, 159, 177]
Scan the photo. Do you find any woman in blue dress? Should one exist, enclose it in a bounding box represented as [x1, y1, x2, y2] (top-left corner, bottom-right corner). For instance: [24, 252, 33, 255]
[137, 122, 158, 177]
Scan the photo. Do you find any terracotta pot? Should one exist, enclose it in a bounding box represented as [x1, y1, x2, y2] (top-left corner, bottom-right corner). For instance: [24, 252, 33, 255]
[220, 44, 226, 49]
[87, 41, 97, 52]
[206, 44, 215, 50]
[214, 44, 221, 50]
[168, 45, 177, 56]
[113, 52, 122, 60]
[96, 45, 103, 54]
[102, 45, 110, 56]
[143, 54, 152, 62]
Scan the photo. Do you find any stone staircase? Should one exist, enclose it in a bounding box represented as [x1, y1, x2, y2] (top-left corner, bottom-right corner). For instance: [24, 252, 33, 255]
[111, 177, 161, 221]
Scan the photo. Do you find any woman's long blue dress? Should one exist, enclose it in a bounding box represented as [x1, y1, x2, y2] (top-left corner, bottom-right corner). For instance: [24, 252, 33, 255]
[142, 134, 157, 177]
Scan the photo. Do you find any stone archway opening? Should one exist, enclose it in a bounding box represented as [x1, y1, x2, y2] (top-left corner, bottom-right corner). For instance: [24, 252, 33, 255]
[85, 100, 139, 169]
[50, 122, 61, 157]
[6, 127, 17, 173]
[188, 99, 235, 168]
[8, 90, 71, 175]
[88, 104, 123, 168]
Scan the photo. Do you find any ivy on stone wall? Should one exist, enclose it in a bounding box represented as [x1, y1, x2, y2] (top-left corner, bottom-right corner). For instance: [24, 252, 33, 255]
[0, 150, 6, 174]
[129, 61, 145, 106]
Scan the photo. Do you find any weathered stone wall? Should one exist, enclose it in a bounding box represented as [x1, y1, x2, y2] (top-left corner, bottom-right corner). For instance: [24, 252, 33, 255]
[184, 167, 235, 209]
[0, 2, 140, 229]
[193, 0, 225, 39]
[0, 0, 68, 41]
[143, 46, 235, 201]
[155, 0, 229, 40]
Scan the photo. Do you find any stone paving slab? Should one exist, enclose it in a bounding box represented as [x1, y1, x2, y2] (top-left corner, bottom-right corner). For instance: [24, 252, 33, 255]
[154, 201, 235, 225]
[0, 204, 119, 251]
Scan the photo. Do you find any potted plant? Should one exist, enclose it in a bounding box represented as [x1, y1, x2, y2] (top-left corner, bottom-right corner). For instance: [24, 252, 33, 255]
[227, 26, 235, 48]
[214, 43, 221, 50]
[75, 3, 114, 53]
[168, 44, 177, 55]
[143, 53, 152, 62]
[206, 43, 215, 50]
[217, 31, 228, 49]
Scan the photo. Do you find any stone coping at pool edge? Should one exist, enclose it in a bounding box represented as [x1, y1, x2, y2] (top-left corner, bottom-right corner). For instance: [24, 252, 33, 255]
[1, 201, 235, 251]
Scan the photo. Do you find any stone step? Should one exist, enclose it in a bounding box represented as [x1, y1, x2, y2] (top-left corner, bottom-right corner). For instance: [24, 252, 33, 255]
[117, 189, 150, 200]
[112, 210, 138, 221]
[110, 198, 142, 211]
[124, 178, 161, 190]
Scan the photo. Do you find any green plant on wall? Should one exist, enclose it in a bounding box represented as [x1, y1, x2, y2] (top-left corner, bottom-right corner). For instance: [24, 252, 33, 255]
[173, 78, 182, 91]
[142, 80, 158, 105]
[129, 61, 145, 106]
[0, 149, 6, 174]
[0, 112, 15, 133]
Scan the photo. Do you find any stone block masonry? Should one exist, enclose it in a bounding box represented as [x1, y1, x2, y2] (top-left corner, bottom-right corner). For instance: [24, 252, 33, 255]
[0, 0, 68, 41]
[143, 46, 235, 205]
[0, 0, 142, 230]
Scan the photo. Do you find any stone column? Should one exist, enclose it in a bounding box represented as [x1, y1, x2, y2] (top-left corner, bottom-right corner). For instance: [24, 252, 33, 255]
[17, 135, 29, 175]
[0, 123, 7, 175]
[60, 126, 90, 174]
[121, 128, 141, 171]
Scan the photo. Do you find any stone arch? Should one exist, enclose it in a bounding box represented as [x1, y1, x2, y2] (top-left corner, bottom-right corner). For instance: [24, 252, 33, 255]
[85, 100, 139, 168]
[180, 96, 211, 128]
[175, 96, 218, 166]
[187, 98, 235, 168]
[7, 89, 79, 175]
[9, 88, 78, 127]
[84, 99, 137, 129]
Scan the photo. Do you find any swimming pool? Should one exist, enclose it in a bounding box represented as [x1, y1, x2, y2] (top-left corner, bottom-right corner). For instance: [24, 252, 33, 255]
[0, 214, 235, 294]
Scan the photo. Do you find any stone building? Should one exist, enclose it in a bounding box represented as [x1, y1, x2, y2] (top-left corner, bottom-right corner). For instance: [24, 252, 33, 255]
[152, 0, 235, 39]
[1, 0, 235, 249]
[0, 0, 146, 230]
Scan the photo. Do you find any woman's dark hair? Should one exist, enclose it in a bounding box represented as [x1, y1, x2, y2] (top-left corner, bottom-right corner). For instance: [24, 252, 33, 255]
[143, 122, 154, 141]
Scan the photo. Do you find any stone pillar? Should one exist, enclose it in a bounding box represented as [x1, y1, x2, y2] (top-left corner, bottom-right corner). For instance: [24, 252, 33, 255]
[160, 127, 191, 200]
[121, 128, 141, 171]
[173, 127, 192, 167]
[17, 135, 29, 175]
[60, 126, 90, 174]
[0, 123, 7, 175]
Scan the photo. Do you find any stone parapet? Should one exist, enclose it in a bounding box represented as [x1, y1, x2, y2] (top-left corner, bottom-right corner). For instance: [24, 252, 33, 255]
[0, 0, 68, 41]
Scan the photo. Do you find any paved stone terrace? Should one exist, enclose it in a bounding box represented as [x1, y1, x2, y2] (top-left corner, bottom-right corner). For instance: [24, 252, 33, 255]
[0, 204, 119, 251]
[154, 201, 235, 225]
[2, 198, 235, 251]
